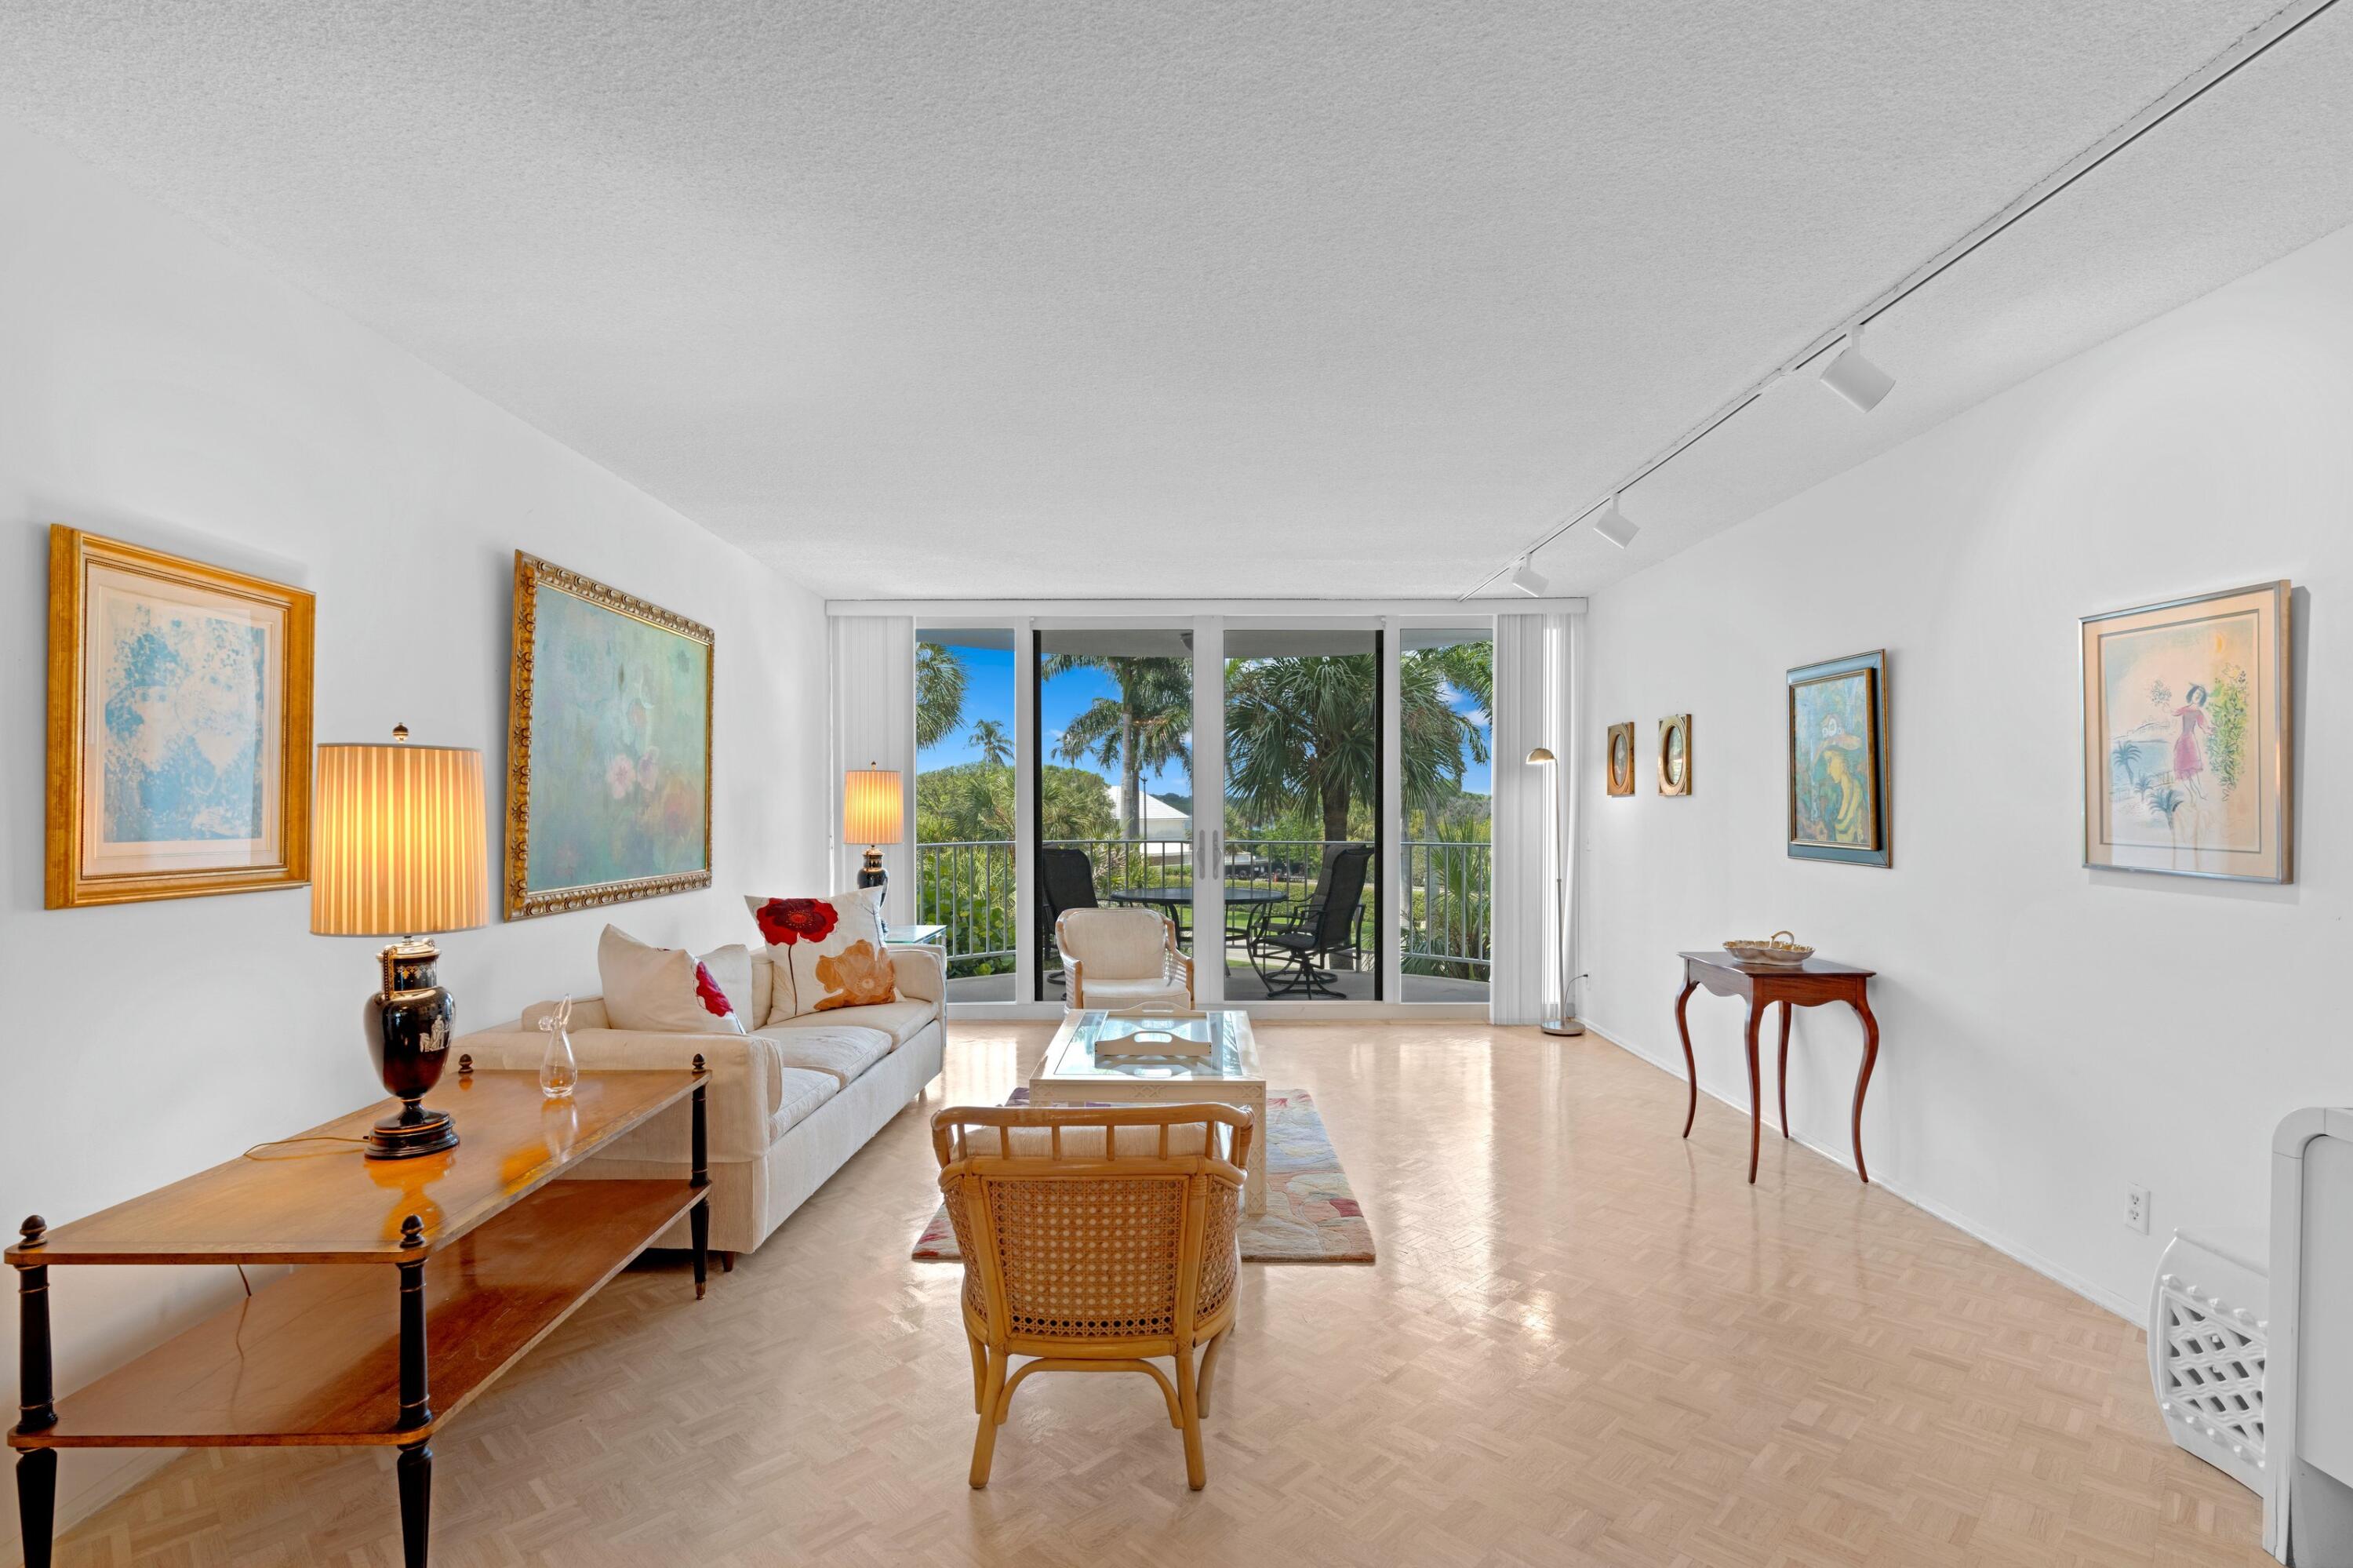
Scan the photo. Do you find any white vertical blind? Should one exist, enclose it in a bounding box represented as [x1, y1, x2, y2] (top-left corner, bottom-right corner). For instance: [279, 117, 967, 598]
[830, 614, 916, 898]
[1491, 611, 1578, 1026]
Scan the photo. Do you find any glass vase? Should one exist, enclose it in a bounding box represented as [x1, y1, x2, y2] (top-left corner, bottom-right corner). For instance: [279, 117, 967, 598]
[538, 995, 579, 1100]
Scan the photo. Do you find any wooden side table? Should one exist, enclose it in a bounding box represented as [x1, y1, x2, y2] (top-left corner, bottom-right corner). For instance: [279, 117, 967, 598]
[1673, 952, 1881, 1184]
[8, 1063, 711, 1568]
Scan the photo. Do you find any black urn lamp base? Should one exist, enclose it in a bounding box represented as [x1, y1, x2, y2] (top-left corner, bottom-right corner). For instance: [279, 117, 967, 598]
[364, 938, 460, 1162]
[365, 1102, 460, 1160]
[856, 846, 888, 933]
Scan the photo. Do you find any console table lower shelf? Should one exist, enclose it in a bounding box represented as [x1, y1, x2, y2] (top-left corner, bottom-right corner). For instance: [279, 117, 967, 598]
[9, 1065, 714, 1568]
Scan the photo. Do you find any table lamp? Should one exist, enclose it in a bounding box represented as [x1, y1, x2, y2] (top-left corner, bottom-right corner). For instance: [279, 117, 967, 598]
[311, 726, 489, 1159]
[844, 766, 903, 930]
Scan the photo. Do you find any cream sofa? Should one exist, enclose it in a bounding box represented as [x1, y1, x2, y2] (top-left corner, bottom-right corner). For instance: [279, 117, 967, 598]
[456, 944, 946, 1255]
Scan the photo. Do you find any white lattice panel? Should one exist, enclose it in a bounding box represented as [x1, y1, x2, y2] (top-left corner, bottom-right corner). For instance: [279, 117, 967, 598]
[2148, 1230, 2268, 1497]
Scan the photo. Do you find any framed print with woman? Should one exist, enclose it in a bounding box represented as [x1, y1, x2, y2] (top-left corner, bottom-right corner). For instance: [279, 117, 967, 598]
[1787, 649, 1889, 868]
[2080, 581, 2290, 882]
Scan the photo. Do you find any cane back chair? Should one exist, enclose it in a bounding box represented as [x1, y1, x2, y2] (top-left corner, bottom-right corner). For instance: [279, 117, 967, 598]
[930, 1102, 1256, 1490]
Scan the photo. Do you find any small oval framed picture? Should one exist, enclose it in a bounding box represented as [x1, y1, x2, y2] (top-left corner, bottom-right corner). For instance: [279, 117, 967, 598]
[1657, 715, 1692, 795]
[1606, 722, 1636, 796]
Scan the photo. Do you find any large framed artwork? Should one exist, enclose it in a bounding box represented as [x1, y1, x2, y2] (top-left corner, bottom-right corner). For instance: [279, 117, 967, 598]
[2081, 581, 2291, 882]
[504, 552, 714, 919]
[45, 527, 314, 908]
[1787, 650, 1889, 868]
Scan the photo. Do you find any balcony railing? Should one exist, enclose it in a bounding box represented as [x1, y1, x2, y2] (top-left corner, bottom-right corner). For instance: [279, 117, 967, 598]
[912, 836, 1491, 983]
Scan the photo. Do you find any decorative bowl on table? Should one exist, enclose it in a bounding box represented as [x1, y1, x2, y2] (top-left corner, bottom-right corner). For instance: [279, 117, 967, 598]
[1722, 930, 1814, 966]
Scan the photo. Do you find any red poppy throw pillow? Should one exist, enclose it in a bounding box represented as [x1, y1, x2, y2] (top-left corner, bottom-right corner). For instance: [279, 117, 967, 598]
[745, 889, 896, 1020]
[596, 926, 751, 1036]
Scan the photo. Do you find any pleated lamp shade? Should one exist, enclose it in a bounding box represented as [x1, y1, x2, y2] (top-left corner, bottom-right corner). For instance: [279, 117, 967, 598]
[310, 739, 489, 937]
[843, 768, 903, 844]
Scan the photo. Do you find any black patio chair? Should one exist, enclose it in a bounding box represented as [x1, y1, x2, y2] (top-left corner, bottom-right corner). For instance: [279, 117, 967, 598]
[1038, 847, 1099, 988]
[1257, 842, 1371, 970]
[1248, 845, 1373, 999]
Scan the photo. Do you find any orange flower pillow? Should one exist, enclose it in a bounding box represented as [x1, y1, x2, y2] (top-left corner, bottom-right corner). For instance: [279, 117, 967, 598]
[744, 888, 898, 1020]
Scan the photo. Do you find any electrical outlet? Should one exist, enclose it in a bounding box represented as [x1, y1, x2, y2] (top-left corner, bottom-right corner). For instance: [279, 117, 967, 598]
[2125, 1184, 2151, 1234]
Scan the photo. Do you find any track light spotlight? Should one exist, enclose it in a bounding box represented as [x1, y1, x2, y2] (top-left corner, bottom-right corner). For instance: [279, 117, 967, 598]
[1509, 558, 1549, 596]
[1591, 497, 1639, 549]
[1819, 329, 1895, 413]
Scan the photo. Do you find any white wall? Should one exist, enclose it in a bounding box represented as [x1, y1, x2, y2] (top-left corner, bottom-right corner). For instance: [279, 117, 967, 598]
[0, 122, 831, 1538]
[1580, 219, 2353, 1317]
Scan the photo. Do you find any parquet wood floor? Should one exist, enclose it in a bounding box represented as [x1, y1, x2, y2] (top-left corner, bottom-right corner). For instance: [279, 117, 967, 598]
[37, 1024, 2270, 1567]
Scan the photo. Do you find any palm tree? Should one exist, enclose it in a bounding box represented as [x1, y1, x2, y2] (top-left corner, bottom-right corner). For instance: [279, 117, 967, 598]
[1047, 655, 1191, 840]
[1424, 640, 1492, 724]
[1225, 651, 1486, 846]
[967, 718, 1013, 767]
[916, 642, 967, 749]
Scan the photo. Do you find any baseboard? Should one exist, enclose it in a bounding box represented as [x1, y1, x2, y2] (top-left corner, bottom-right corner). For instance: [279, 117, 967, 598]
[1583, 1015, 2140, 1324]
[943, 1000, 1493, 1022]
[0, 1446, 180, 1560]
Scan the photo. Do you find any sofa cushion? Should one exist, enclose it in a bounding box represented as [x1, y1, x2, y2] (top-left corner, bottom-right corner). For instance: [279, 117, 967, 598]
[747, 889, 897, 1019]
[597, 926, 751, 1036]
[764, 998, 935, 1050]
[768, 1026, 893, 1088]
[769, 1067, 841, 1142]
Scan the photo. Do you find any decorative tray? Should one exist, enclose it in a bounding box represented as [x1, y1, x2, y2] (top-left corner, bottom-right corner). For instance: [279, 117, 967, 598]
[1092, 1013, 1214, 1057]
[1722, 930, 1814, 966]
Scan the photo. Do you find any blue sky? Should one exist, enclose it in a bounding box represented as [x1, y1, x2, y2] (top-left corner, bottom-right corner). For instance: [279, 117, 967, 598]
[918, 643, 1489, 797]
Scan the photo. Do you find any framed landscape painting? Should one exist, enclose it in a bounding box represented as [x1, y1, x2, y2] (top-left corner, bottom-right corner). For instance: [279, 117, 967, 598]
[45, 527, 314, 908]
[1787, 650, 1889, 868]
[2081, 581, 2290, 882]
[504, 552, 714, 919]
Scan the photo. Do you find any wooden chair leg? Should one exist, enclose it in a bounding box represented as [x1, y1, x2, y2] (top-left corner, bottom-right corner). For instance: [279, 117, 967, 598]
[966, 1332, 987, 1414]
[1198, 1328, 1227, 1420]
[1173, 1344, 1206, 1490]
[969, 1348, 1007, 1488]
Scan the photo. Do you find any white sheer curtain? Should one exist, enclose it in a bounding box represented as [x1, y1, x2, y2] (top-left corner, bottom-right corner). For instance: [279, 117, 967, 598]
[1490, 611, 1580, 1026]
[829, 615, 915, 899]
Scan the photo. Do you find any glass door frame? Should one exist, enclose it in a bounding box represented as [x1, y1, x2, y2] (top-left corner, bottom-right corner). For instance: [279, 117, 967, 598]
[902, 606, 1498, 1018]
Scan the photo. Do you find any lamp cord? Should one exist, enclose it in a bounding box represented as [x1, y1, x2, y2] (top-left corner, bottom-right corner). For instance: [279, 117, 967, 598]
[227, 1134, 373, 1296]
[240, 1135, 369, 1159]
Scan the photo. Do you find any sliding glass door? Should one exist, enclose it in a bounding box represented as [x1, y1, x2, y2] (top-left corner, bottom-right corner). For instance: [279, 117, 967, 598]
[1219, 626, 1381, 1002]
[913, 627, 1020, 999]
[1031, 625, 1198, 1002]
[1398, 628, 1493, 1003]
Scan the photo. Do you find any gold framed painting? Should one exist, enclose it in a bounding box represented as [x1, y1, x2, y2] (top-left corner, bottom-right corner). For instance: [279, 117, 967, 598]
[1605, 722, 1636, 796]
[45, 527, 314, 908]
[2081, 581, 2291, 882]
[1657, 715, 1692, 795]
[504, 552, 715, 919]
[1787, 650, 1889, 868]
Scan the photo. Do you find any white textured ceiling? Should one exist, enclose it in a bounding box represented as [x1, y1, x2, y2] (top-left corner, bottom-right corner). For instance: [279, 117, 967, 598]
[5, 2, 2351, 600]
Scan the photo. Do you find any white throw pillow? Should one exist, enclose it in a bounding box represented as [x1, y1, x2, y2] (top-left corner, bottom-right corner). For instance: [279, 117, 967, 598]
[596, 926, 751, 1035]
[744, 888, 898, 1021]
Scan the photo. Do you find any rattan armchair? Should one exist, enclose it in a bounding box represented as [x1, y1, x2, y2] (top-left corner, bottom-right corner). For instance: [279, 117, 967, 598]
[931, 1102, 1255, 1490]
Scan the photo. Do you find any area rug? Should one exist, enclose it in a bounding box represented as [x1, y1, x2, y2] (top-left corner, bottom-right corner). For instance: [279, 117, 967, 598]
[912, 1087, 1374, 1263]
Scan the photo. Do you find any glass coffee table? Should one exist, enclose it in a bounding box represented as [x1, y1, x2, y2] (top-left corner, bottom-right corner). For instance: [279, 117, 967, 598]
[1031, 1010, 1267, 1215]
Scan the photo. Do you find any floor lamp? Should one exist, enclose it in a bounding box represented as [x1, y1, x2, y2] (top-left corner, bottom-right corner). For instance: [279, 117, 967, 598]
[1526, 748, 1584, 1036]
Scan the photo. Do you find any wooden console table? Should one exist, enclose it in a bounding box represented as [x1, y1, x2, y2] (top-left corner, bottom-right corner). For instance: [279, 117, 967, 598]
[1673, 952, 1880, 1184]
[9, 1061, 711, 1568]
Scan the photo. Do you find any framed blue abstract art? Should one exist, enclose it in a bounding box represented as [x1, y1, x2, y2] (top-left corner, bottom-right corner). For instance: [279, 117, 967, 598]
[45, 527, 315, 908]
